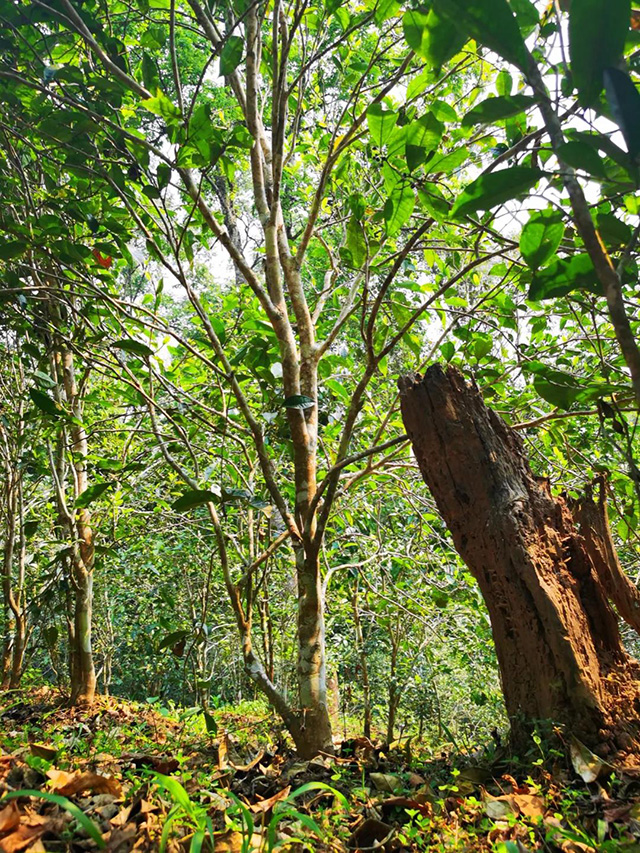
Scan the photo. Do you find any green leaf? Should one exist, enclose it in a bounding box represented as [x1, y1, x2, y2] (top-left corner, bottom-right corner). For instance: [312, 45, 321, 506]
[283, 395, 315, 409]
[405, 113, 444, 170]
[157, 163, 171, 190]
[220, 35, 244, 76]
[402, 7, 467, 70]
[432, 0, 528, 70]
[384, 183, 415, 235]
[528, 253, 603, 300]
[375, 0, 401, 24]
[461, 94, 536, 126]
[142, 89, 182, 125]
[569, 0, 630, 106]
[417, 184, 451, 219]
[604, 66, 640, 161]
[159, 629, 190, 650]
[113, 339, 155, 357]
[346, 216, 367, 267]
[29, 388, 63, 418]
[141, 53, 160, 91]
[33, 370, 56, 389]
[154, 774, 194, 815]
[532, 370, 584, 410]
[23, 520, 38, 537]
[495, 70, 513, 96]
[509, 0, 539, 36]
[520, 210, 564, 270]
[366, 103, 398, 147]
[423, 146, 467, 175]
[172, 488, 221, 511]
[597, 212, 632, 247]
[451, 167, 543, 217]
[75, 481, 114, 509]
[0, 791, 105, 849]
[203, 710, 218, 735]
[557, 141, 608, 178]
[0, 240, 27, 260]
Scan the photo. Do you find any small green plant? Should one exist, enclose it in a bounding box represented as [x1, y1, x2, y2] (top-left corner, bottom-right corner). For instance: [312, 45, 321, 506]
[155, 773, 348, 853]
[155, 773, 215, 853]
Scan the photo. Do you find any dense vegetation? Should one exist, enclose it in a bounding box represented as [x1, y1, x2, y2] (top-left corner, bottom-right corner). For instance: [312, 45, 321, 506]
[1, 0, 640, 848]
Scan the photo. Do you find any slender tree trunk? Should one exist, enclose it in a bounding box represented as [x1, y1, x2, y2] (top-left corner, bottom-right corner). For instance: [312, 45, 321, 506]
[294, 545, 333, 758]
[399, 366, 640, 754]
[1, 474, 17, 690]
[386, 626, 400, 745]
[352, 581, 372, 739]
[69, 569, 96, 705]
[9, 481, 27, 689]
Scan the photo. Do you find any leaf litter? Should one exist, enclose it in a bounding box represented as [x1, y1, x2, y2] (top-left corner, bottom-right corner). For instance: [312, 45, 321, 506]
[3, 690, 640, 850]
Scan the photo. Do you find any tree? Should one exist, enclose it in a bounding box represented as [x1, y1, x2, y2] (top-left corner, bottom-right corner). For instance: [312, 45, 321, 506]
[0, 0, 508, 755]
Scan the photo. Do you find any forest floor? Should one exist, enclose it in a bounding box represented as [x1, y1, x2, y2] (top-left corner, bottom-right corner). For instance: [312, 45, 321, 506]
[1, 690, 640, 852]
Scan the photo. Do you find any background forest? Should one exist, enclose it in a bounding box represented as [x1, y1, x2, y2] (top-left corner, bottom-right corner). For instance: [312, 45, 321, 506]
[1, 0, 640, 849]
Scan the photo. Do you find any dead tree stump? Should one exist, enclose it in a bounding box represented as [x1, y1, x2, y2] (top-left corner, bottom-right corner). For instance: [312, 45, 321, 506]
[399, 365, 640, 753]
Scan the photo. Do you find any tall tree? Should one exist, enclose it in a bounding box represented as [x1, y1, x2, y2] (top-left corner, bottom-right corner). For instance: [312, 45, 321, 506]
[0, 0, 505, 754]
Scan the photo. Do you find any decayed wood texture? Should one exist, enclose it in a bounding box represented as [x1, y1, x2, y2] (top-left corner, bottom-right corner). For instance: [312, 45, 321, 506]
[399, 365, 640, 750]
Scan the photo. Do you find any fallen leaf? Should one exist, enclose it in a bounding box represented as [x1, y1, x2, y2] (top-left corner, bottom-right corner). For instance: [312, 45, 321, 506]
[249, 786, 291, 813]
[214, 830, 263, 852]
[47, 769, 122, 798]
[482, 790, 516, 818]
[570, 736, 611, 784]
[27, 744, 57, 761]
[369, 773, 402, 793]
[0, 803, 19, 834]
[513, 792, 545, 818]
[229, 750, 265, 772]
[348, 817, 394, 851]
[217, 734, 229, 770]
[104, 822, 137, 852]
[0, 814, 54, 853]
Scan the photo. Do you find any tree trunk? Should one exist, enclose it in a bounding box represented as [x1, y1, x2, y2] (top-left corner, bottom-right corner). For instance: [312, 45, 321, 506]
[1, 477, 17, 691]
[399, 365, 640, 753]
[69, 570, 96, 705]
[294, 545, 334, 758]
[352, 582, 372, 740]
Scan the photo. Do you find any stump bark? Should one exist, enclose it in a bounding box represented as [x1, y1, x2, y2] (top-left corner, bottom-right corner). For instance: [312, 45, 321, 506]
[399, 366, 640, 753]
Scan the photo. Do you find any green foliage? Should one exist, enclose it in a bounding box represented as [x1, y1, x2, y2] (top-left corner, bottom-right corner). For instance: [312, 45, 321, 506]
[451, 167, 544, 217]
[569, 0, 630, 105]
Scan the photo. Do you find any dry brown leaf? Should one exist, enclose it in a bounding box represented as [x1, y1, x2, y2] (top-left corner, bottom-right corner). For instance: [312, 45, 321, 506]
[104, 822, 137, 852]
[229, 750, 265, 772]
[110, 805, 132, 827]
[47, 769, 122, 798]
[570, 736, 611, 784]
[0, 802, 20, 834]
[0, 815, 52, 853]
[213, 830, 263, 853]
[348, 817, 394, 851]
[45, 769, 74, 790]
[482, 790, 516, 819]
[250, 785, 291, 813]
[513, 793, 545, 818]
[217, 734, 229, 770]
[27, 744, 57, 762]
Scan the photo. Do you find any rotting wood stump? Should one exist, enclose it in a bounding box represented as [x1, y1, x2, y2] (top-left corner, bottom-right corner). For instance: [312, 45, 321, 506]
[399, 365, 640, 755]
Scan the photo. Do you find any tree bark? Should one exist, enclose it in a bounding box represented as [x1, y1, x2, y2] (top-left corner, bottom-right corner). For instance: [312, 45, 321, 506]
[352, 581, 372, 740]
[294, 545, 334, 758]
[399, 365, 640, 753]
